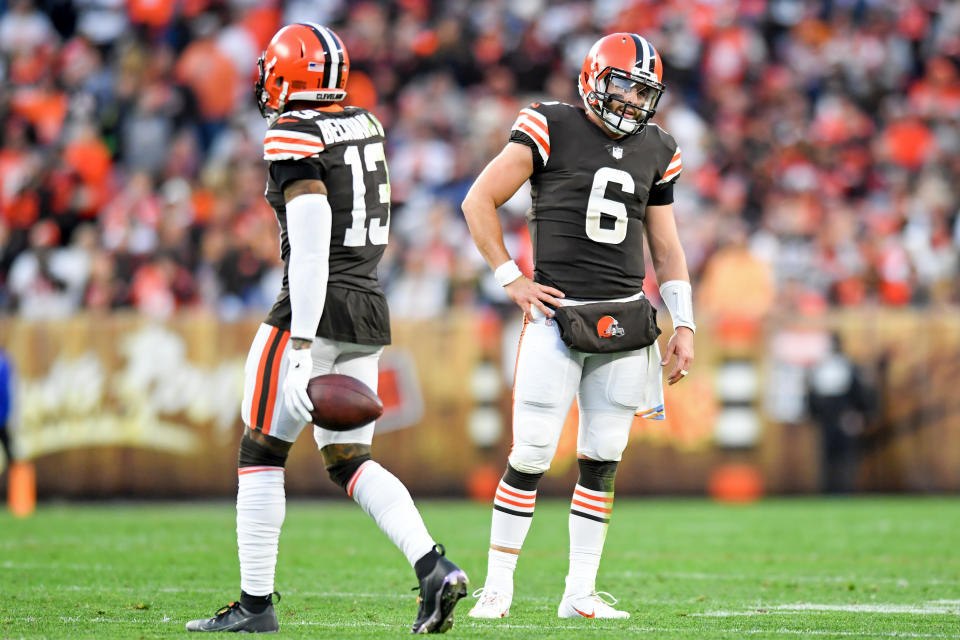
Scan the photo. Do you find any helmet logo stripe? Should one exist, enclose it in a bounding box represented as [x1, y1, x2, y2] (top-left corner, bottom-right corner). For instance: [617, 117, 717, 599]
[645, 39, 656, 74]
[298, 23, 334, 89]
[630, 34, 648, 73]
[327, 29, 347, 89]
[315, 25, 344, 90]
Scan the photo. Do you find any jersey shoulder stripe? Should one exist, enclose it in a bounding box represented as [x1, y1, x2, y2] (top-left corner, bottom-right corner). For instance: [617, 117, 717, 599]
[511, 104, 551, 166]
[656, 145, 682, 185]
[650, 124, 682, 185]
[263, 114, 326, 161]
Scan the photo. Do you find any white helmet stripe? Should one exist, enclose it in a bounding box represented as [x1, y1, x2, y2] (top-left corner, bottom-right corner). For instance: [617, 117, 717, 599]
[314, 24, 342, 89]
[635, 34, 650, 74]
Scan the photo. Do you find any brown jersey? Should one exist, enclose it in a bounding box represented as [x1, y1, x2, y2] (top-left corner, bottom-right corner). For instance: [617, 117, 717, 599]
[509, 101, 682, 299]
[262, 105, 391, 345]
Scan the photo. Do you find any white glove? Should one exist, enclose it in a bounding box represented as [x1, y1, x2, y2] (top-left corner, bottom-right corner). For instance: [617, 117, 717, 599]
[283, 346, 314, 424]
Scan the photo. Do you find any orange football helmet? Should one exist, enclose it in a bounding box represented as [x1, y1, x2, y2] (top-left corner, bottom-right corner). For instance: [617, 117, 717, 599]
[255, 23, 350, 119]
[578, 33, 664, 136]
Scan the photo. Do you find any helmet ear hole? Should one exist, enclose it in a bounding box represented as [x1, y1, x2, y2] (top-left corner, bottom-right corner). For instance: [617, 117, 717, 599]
[274, 76, 284, 88]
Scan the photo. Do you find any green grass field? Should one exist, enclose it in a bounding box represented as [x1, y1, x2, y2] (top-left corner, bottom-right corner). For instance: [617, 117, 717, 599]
[1, 497, 959, 638]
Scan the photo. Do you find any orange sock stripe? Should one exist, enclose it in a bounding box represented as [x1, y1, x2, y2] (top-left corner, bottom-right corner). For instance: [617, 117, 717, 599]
[261, 330, 291, 435]
[495, 495, 536, 509]
[497, 484, 536, 500]
[250, 326, 279, 427]
[571, 498, 612, 514]
[574, 488, 614, 503]
[238, 466, 284, 475]
[346, 460, 372, 498]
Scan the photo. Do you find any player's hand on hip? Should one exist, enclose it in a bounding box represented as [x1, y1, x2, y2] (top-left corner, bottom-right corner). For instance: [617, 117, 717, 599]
[283, 346, 314, 423]
[661, 326, 694, 385]
[505, 276, 564, 318]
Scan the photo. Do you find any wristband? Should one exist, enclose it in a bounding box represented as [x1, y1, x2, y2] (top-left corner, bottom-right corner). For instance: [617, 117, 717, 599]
[659, 279, 696, 333]
[494, 260, 523, 287]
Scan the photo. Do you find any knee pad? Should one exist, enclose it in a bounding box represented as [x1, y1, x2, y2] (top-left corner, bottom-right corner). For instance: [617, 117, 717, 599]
[326, 453, 372, 492]
[577, 458, 618, 492]
[591, 430, 630, 462]
[238, 430, 291, 469]
[508, 445, 553, 475]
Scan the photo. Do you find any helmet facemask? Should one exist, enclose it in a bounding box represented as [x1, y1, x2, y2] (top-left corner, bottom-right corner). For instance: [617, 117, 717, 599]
[583, 66, 663, 136]
[255, 54, 288, 122]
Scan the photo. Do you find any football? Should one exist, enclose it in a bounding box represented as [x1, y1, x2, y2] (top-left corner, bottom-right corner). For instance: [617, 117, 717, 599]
[307, 374, 384, 431]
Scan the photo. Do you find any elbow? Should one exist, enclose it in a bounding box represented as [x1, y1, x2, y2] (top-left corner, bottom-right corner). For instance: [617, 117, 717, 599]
[461, 193, 482, 228]
[461, 193, 476, 219]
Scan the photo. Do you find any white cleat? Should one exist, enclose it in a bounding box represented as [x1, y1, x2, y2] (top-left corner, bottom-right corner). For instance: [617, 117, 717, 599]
[468, 588, 512, 619]
[558, 591, 630, 619]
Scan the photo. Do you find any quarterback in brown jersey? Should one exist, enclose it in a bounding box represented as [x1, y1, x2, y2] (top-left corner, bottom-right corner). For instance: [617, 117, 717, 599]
[186, 23, 466, 634]
[463, 33, 696, 620]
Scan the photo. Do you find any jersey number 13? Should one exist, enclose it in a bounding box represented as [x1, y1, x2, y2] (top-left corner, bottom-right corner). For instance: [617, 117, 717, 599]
[343, 142, 390, 247]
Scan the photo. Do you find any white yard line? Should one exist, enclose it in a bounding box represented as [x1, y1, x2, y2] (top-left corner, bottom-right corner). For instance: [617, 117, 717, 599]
[697, 601, 960, 617]
[613, 570, 960, 587]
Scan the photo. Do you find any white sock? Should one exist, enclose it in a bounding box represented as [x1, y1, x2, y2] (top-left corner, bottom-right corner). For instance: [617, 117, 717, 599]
[237, 466, 285, 596]
[484, 548, 519, 597]
[348, 460, 435, 567]
[565, 484, 613, 597]
[485, 476, 538, 596]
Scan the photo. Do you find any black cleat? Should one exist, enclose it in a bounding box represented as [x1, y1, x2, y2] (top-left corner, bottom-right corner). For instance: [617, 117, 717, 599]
[411, 545, 469, 634]
[185, 594, 280, 633]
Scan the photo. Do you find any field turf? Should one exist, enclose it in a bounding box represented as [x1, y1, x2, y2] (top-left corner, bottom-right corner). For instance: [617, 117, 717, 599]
[1, 497, 958, 638]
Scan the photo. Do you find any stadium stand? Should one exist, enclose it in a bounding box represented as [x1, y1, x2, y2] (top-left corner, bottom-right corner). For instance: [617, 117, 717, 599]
[1, 0, 958, 319]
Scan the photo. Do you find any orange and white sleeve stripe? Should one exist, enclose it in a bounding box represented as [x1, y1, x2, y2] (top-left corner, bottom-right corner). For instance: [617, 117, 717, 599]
[570, 485, 613, 524]
[655, 145, 682, 185]
[263, 128, 326, 161]
[511, 107, 550, 166]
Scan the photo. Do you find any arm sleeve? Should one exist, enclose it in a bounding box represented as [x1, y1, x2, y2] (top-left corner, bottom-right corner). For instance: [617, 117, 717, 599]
[286, 193, 332, 341]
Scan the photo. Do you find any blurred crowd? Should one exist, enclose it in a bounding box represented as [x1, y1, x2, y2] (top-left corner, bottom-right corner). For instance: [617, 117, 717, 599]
[1, 0, 958, 321]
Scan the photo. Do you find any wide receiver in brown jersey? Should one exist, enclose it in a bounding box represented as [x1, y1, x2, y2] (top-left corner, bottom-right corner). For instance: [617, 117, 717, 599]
[463, 33, 696, 620]
[186, 23, 467, 634]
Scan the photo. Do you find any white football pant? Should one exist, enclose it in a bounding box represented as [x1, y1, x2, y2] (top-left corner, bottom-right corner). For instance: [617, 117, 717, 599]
[240, 322, 383, 447]
[508, 302, 663, 474]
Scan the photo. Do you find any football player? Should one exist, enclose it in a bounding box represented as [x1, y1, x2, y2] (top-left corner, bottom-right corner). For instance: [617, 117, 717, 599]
[462, 33, 695, 619]
[186, 24, 467, 634]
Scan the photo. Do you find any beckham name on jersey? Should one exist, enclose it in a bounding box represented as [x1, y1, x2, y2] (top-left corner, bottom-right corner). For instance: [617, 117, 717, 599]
[316, 112, 384, 145]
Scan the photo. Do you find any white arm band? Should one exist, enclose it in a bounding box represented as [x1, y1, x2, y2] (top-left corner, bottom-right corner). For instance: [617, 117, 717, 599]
[659, 279, 696, 333]
[286, 193, 332, 341]
[494, 259, 523, 287]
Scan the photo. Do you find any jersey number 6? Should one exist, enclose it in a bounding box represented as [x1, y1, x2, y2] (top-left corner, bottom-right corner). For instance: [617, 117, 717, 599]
[585, 167, 634, 245]
[343, 142, 390, 247]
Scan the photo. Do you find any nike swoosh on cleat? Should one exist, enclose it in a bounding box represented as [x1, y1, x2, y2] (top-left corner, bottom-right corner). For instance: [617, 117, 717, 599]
[573, 607, 595, 618]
